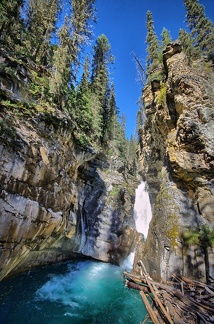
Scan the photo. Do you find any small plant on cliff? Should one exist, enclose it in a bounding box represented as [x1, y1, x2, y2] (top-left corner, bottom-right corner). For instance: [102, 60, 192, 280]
[109, 185, 120, 198]
[157, 82, 167, 106]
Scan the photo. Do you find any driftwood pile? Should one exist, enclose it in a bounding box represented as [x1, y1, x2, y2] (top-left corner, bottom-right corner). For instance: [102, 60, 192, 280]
[123, 263, 214, 324]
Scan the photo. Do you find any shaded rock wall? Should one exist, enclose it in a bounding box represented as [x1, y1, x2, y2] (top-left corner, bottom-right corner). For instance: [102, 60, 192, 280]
[0, 67, 137, 280]
[137, 42, 214, 282]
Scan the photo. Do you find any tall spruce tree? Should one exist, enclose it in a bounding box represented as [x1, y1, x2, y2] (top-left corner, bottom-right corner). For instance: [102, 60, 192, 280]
[179, 28, 200, 64]
[104, 83, 118, 144]
[49, 17, 71, 108]
[0, 0, 24, 49]
[91, 34, 114, 143]
[49, 0, 96, 109]
[125, 135, 137, 175]
[74, 56, 93, 135]
[161, 27, 172, 51]
[145, 11, 160, 76]
[184, 0, 214, 62]
[25, 0, 60, 63]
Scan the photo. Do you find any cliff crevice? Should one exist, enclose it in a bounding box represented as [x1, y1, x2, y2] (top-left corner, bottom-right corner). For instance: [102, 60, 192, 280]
[137, 42, 214, 283]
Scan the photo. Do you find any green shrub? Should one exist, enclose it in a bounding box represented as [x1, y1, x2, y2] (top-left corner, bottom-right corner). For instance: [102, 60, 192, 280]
[157, 82, 167, 105]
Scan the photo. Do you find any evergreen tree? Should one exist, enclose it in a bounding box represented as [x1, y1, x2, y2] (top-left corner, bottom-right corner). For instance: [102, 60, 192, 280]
[91, 34, 114, 143]
[49, 0, 96, 109]
[161, 27, 172, 51]
[0, 0, 24, 49]
[181, 226, 214, 284]
[178, 28, 200, 64]
[125, 135, 137, 175]
[91, 34, 114, 99]
[198, 225, 214, 284]
[49, 17, 71, 108]
[184, 0, 214, 62]
[71, 0, 96, 51]
[74, 56, 93, 134]
[145, 11, 160, 76]
[25, 0, 60, 63]
[117, 114, 127, 158]
[104, 83, 118, 144]
[79, 56, 90, 94]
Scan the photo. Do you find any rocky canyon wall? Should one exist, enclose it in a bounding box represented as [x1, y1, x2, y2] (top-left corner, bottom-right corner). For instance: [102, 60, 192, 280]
[0, 54, 138, 280]
[137, 42, 214, 283]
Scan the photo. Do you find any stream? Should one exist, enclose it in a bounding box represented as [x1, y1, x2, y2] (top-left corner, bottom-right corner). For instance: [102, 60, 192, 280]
[0, 181, 152, 323]
[0, 259, 148, 324]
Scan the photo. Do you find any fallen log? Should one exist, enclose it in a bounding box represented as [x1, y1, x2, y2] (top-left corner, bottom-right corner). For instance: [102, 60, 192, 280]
[125, 266, 214, 323]
[145, 276, 174, 324]
[173, 274, 214, 293]
[126, 280, 149, 292]
[140, 290, 161, 324]
[123, 271, 146, 284]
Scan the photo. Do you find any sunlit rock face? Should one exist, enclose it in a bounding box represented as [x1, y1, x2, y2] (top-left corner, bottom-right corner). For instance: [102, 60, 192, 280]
[0, 58, 137, 280]
[0, 111, 137, 280]
[137, 42, 214, 282]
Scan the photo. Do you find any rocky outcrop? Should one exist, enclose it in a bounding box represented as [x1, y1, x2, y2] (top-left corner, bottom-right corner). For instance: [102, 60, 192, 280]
[137, 42, 214, 282]
[0, 59, 138, 280]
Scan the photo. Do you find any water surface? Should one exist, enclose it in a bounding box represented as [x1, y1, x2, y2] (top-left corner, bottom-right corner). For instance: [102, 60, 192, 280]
[0, 259, 148, 323]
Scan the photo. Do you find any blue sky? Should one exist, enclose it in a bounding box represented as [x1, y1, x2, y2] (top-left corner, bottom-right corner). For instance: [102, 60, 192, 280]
[90, 0, 214, 138]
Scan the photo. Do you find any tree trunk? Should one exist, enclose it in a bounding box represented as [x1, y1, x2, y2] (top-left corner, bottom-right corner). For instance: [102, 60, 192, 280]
[204, 247, 210, 284]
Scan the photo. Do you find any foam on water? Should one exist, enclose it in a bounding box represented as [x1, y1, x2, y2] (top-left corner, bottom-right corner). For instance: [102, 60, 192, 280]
[121, 251, 135, 270]
[0, 259, 149, 323]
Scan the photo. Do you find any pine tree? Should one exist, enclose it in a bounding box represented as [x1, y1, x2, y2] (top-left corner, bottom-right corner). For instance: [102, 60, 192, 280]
[178, 28, 200, 64]
[91, 34, 114, 143]
[126, 135, 137, 175]
[71, 0, 95, 50]
[181, 226, 214, 284]
[145, 11, 160, 76]
[49, 0, 96, 109]
[79, 56, 90, 94]
[0, 0, 24, 50]
[116, 114, 127, 159]
[49, 17, 71, 108]
[184, 0, 214, 62]
[104, 83, 118, 144]
[91, 34, 114, 98]
[74, 56, 93, 134]
[25, 0, 60, 63]
[161, 27, 172, 51]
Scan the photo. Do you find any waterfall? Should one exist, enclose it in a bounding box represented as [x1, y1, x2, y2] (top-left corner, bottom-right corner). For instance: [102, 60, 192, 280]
[134, 181, 152, 239]
[122, 181, 152, 269]
[121, 251, 135, 270]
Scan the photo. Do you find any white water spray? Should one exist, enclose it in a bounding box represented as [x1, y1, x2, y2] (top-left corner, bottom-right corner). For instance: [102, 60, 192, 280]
[134, 181, 152, 239]
[121, 251, 135, 270]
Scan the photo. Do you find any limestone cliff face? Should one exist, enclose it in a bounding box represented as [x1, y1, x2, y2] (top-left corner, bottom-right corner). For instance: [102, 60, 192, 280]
[137, 42, 214, 282]
[0, 56, 137, 280]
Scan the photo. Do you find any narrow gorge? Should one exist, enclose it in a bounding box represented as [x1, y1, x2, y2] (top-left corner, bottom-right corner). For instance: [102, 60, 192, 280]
[1, 41, 213, 287]
[1, 0, 214, 322]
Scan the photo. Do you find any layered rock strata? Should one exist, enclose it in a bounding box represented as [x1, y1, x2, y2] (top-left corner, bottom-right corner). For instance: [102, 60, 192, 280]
[137, 42, 214, 282]
[0, 56, 138, 280]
